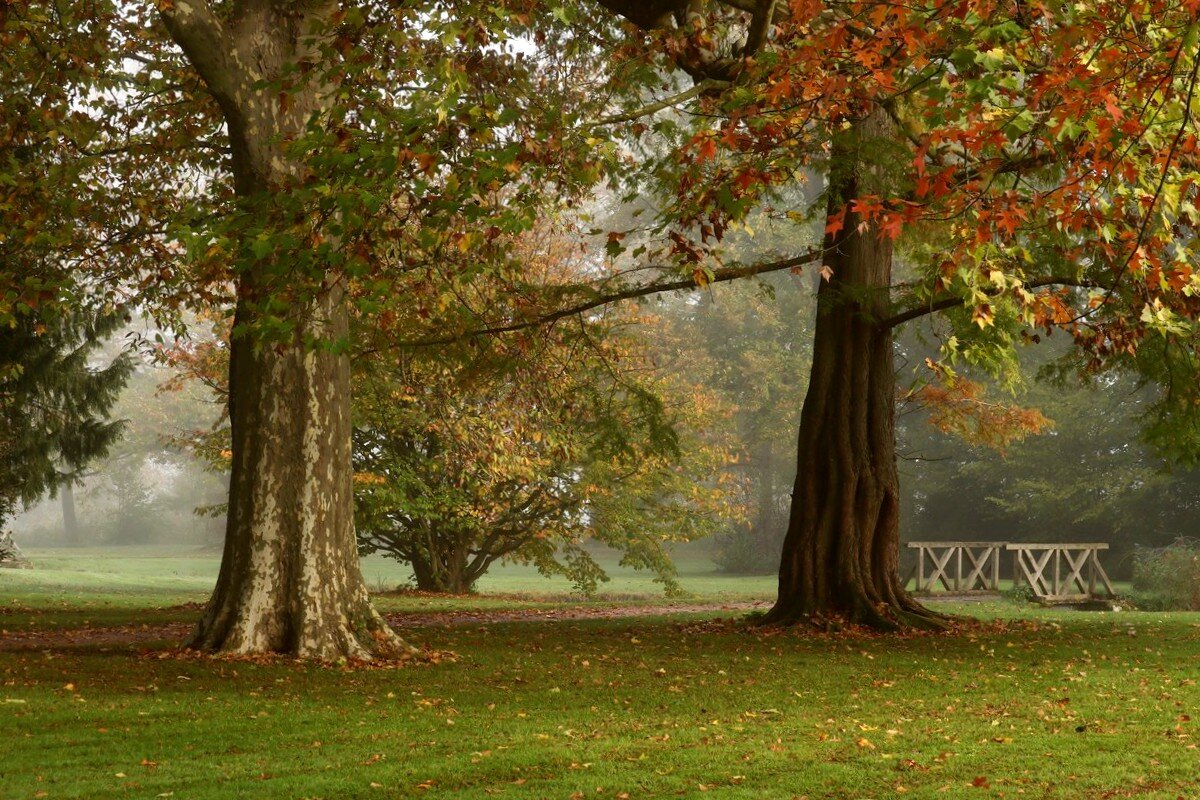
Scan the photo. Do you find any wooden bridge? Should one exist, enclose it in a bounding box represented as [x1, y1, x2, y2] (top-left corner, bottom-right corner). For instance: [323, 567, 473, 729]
[905, 541, 1116, 603]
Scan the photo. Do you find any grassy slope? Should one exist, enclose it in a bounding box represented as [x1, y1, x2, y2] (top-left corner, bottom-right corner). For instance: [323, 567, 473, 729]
[2, 549, 1196, 799]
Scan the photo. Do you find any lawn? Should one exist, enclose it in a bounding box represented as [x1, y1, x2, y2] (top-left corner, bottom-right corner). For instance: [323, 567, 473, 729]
[2, 548, 1197, 799]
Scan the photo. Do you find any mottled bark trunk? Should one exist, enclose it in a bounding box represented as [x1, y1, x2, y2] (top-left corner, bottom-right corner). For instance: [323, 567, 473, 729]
[764, 109, 940, 630]
[191, 280, 406, 658]
[162, 1, 408, 658]
[60, 479, 80, 546]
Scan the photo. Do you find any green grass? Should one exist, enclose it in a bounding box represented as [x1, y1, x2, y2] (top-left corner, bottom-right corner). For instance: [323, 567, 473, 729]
[3, 550, 1198, 799]
[7, 544, 777, 605]
[0, 545, 775, 631]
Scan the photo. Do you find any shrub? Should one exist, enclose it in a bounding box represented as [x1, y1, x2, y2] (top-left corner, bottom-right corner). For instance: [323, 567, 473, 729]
[1131, 538, 1200, 611]
[711, 523, 784, 575]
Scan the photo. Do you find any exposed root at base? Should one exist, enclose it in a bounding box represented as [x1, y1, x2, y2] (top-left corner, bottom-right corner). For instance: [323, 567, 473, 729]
[184, 604, 417, 663]
[751, 602, 968, 636]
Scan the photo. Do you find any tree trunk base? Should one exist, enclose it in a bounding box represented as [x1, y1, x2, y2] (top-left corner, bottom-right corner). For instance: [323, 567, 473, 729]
[187, 594, 415, 661]
[758, 593, 953, 632]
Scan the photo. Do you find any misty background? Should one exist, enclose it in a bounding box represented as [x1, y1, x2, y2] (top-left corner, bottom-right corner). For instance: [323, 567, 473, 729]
[9, 273, 1196, 586]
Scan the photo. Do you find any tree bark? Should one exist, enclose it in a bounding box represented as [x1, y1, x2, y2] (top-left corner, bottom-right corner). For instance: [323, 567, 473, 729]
[763, 108, 940, 630]
[411, 564, 474, 594]
[161, 0, 409, 658]
[192, 280, 406, 658]
[409, 535, 475, 594]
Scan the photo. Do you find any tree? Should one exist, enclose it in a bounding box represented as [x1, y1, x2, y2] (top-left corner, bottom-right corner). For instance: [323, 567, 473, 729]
[170, 231, 737, 596]
[352, 324, 731, 595]
[0, 310, 133, 533]
[3, 2, 611, 657]
[568, 0, 1200, 627]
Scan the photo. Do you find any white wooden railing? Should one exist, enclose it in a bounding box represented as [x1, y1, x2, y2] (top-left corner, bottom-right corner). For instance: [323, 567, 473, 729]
[1007, 543, 1115, 602]
[905, 541, 1006, 593]
[904, 540, 1116, 602]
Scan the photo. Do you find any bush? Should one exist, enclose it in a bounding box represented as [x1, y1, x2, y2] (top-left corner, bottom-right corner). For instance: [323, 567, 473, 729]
[712, 523, 784, 575]
[1132, 538, 1200, 611]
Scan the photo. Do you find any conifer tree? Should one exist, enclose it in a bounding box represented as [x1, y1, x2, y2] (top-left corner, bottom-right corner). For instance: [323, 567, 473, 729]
[0, 310, 133, 531]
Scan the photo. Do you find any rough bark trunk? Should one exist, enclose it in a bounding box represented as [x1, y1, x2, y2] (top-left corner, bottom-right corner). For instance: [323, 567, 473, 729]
[162, 1, 408, 658]
[763, 108, 941, 630]
[411, 566, 474, 594]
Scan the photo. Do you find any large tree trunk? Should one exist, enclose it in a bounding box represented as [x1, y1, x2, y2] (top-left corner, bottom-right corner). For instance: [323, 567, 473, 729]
[191, 280, 405, 658]
[763, 109, 940, 630]
[162, 1, 408, 658]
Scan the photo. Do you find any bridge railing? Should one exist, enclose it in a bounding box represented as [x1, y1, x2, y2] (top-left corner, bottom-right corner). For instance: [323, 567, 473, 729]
[1007, 543, 1115, 602]
[903, 540, 1116, 602]
[904, 541, 1007, 593]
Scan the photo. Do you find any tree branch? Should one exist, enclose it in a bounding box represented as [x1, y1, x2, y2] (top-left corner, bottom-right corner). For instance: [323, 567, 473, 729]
[158, 0, 241, 111]
[881, 276, 1101, 329]
[585, 78, 730, 127]
[591, 0, 681, 29]
[396, 248, 824, 348]
[742, 0, 777, 57]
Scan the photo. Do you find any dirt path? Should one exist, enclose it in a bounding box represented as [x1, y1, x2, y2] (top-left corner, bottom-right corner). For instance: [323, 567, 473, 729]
[0, 601, 769, 653]
[0, 622, 197, 653]
[384, 601, 769, 628]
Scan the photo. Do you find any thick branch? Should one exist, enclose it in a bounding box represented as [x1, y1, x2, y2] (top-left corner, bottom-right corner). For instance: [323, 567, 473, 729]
[593, 0, 788, 26]
[881, 276, 1101, 329]
[592, 0, 785, 82]
[742, 0, 777, 57]
[398, 248, 823, 348]
[158, 0, 241, 112]
[592, 0, 689, 30]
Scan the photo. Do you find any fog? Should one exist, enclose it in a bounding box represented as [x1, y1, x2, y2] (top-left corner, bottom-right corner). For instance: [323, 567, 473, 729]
[10, 335, 227, 550]
[10, 225, 1198, 596]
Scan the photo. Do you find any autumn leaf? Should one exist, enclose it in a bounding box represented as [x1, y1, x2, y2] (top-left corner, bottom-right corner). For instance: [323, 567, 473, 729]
[824, 208, 847, 236]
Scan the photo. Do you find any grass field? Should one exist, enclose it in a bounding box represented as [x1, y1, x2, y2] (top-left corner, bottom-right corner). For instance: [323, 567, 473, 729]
[3, 544, 777, 607]
[2, 547, 1197, 799]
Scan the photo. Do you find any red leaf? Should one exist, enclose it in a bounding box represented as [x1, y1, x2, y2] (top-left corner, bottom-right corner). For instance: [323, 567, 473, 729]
[825, 207, 847, 236]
